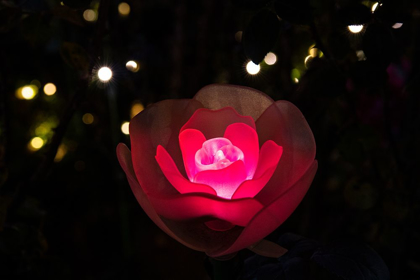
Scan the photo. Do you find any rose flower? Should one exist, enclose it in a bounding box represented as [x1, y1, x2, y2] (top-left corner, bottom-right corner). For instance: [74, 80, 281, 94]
[117, 84, 317, 258]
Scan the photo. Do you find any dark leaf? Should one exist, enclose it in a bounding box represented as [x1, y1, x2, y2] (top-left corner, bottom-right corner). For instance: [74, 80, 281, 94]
[374, 2, 407, 27]
[51, 5, 85, 27]
[336, 4, 372, 25]
[243, 9, 280, 64]
[311, 240, 390, 280]
[274, 0, 313, 25]
[60, 42, 90, 75]
[362, 23, 396, 68]
[61, 0, 90, 9]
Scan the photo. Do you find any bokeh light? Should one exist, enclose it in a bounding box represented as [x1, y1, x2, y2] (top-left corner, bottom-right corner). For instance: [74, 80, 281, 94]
[291, 68, 301, 83]
[43, 83, 57, 96]
[121, 122, 130, 135]
[131, 101, 144, 118]
[82, 113, 94, 125]
[16, 85, 38, 100]
[371, 2, 379, 12]
[29, 137, 44, 151]
[83, 9, 97, 22]
[98, 67, 113, 82]
[392, 23, 403, 29]
[246, 61, 260, 75]
[126, 60, 140, 72]
[348, 25, 364, 33]
[264, 52, 277, 65]
[118, 2, 130, 16]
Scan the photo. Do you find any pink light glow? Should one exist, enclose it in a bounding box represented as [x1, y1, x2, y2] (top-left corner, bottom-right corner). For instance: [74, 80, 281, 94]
[156, 120, 283, 200]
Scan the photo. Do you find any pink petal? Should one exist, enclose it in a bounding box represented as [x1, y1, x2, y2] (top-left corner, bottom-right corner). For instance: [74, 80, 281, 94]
[116, 143, 204, 252]
[193, 160, 247, 199]
[130, 99, 203, 197]
[193, 84, 274, 121]
[207, 161, 318, 257]
[178, 129, 207, 181]
[255, 101, 316, 204]
[180, 107, 256, 140]
[148, 193, 264, 227]
[232, 141, 283, 199]
[155, 145, 217, 196]
[223, 123, 260, 179]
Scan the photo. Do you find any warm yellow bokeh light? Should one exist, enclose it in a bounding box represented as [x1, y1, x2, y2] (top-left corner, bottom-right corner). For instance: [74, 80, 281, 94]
[20, 86, 37, 100]
[54, 144, 68, 162]
[118, 2, 130, 16]
[82, 113, 94, 125]
[126, 60, 140, 72]
[264, 52, 277, 65]
[121, 122, 130, 135]
[98, 67, 113, 82]
[246, 61, 260, 75]
[392, 23, 403, 29]
[83, 9, 97, 22]
[131, 102, 144, 118]
[371, 2, 379, 12]
[348, 25, 364, 33]
[30, 137, 44, 150]
[43, 83, 57, 96]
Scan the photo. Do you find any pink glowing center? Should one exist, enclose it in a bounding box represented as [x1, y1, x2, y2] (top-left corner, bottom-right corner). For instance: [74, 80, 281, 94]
[195, 138, 244, 174]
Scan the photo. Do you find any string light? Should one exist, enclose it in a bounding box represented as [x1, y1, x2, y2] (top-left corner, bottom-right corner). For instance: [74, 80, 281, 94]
[264, 52, 277, 65]
[246, 61, 260, 75]
[121, 122, 130, 135]
[97, 67, 113, 82]
[348, 25, 364, 33]
[118, 2, 130, 16]
[82, 113, 94, 125]
[126, 60, 140, 72]
[43, 83, 57, 96]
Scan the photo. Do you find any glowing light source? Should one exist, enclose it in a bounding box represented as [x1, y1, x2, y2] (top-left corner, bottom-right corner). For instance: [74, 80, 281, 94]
[54, 144, 68, 162]
[82, 113, 94, 125]
[356, 50, 366, 61]
[131, 101, 144, 118]
[118, 2, 130, 16]
[98, 67, 113, 82]
[29, 137, 44, 151]
[264, 52, 277, 65]
[291, 68, 301, 83]
[246, 61, 260, 75]
[121, 122, 130, 135]
[83, 9, 97, 22]
[126, 60, 140, 72]
[392, 23, 403, 29]
[348, 25, 364, 33]
[371, 2, 379, 12]
[16, 85, 38, 100]
[43, 83, 57, 96]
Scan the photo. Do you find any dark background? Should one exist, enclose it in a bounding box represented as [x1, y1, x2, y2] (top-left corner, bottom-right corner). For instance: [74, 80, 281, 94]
[1, 0, 419, 279]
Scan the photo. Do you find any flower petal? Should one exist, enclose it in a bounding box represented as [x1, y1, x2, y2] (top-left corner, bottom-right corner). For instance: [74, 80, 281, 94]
[179, 129, 207, 181]
[180, 107, 256, 140]
[207, 161, 318, 257]
[255, 101, 316, 204]
[116, 143, 204, 252]
[156, 145, 217, 196]
[148, 193, 264, 227]
[194, 84, 274, 121]
[223, 123, 260, 179]
[193, 160, 247, 199]
[231, 141, 283, 199]
[130, 99, 203, 196]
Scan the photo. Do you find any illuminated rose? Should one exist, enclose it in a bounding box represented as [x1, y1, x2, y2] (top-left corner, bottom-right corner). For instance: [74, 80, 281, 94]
[117, 84, 317, 258]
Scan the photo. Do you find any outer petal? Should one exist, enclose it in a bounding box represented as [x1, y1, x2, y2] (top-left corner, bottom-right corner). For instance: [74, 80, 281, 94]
[178, 129, 206, 180]
[193, 160, 247, 199]
[194, 84, 274, 121]
[181, 107, 256, 140]
[255, 101, 316, 204]
[148, 193, 264, 227]
[130, 99, 204, 197]
[231, 141, 283, 199]
[223, 123, 259, 179]
[116, 143, 203, 251]
[155, 145, 217, 196]
[207, 161, 318, 257]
